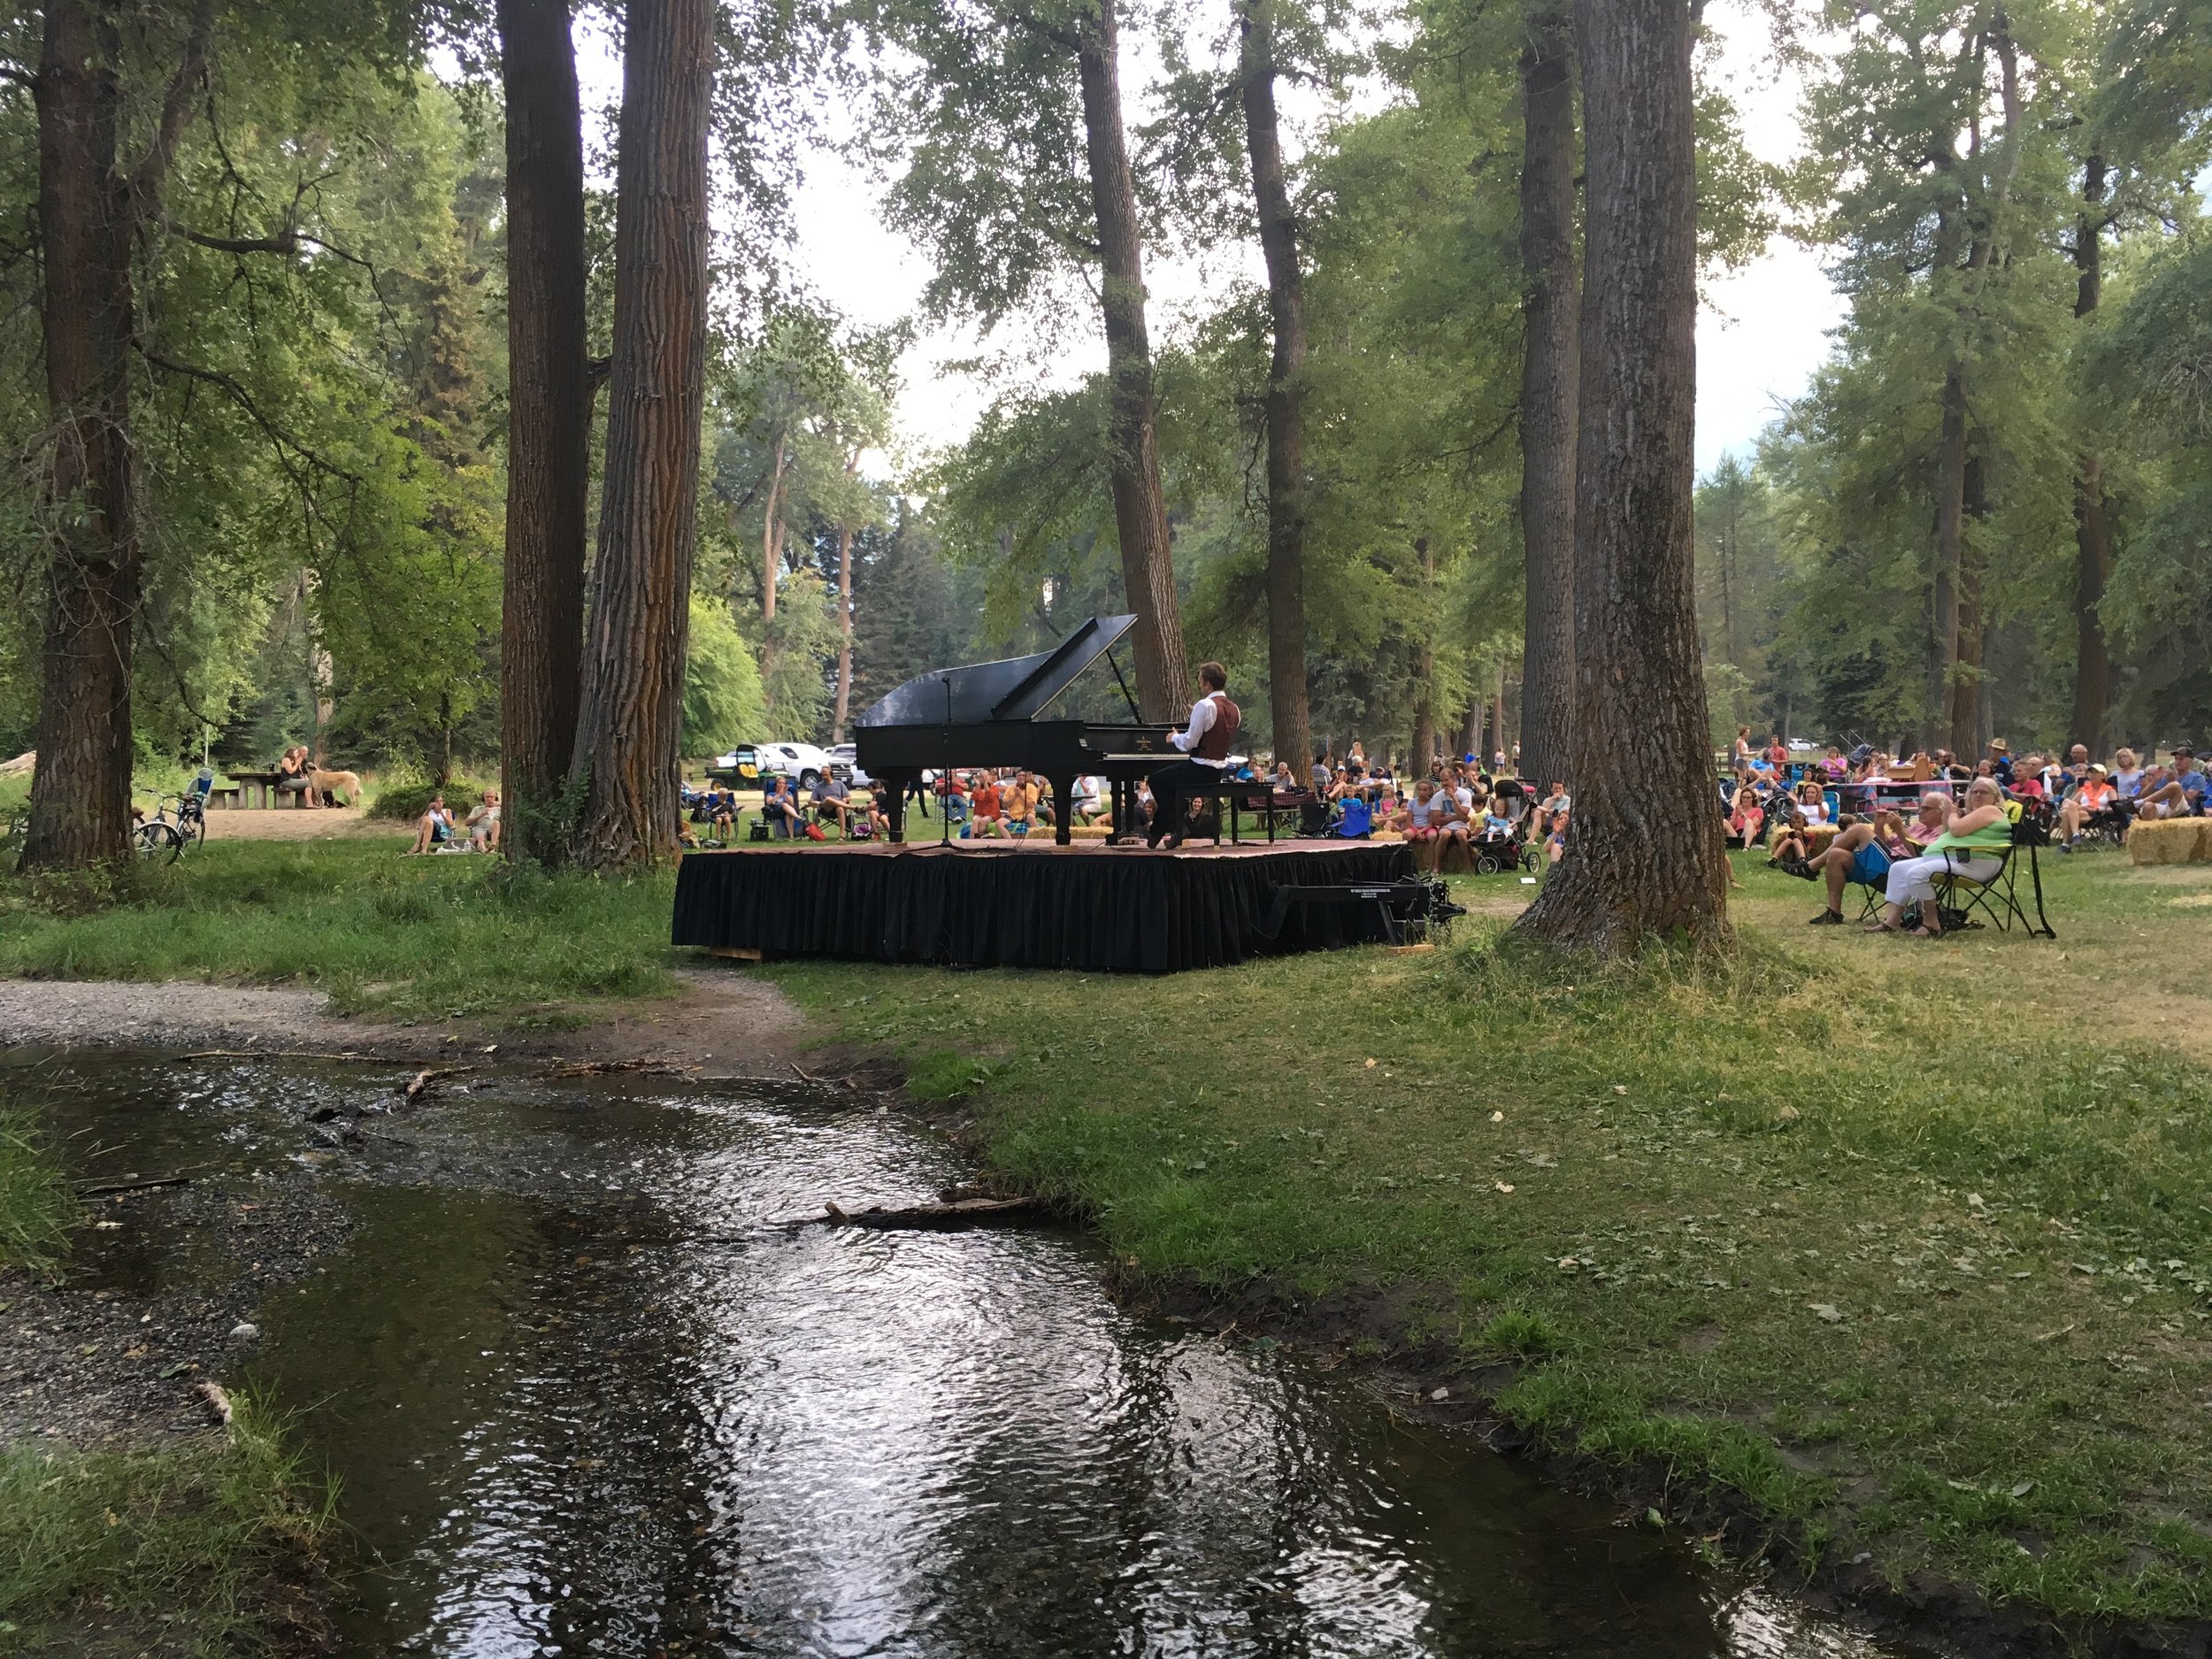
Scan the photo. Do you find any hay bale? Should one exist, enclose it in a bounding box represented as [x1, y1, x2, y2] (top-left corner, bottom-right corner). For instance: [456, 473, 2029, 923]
[1406, 835, 1473, 873]
[2127, 816, 2212, 865]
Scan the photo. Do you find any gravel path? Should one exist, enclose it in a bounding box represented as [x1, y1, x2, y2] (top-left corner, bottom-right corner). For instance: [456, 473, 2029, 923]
[0, 968, 808, 1075]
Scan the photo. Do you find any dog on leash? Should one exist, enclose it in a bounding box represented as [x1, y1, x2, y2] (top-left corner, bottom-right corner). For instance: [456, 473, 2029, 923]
[311, 768, 363, 807]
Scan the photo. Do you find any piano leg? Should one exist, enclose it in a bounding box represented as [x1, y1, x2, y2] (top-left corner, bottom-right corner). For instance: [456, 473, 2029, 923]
[1048, 773, 1078, 846]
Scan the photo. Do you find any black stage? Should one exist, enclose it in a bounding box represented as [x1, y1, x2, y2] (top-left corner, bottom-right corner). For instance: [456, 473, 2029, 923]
[670, 841, 1416, 973]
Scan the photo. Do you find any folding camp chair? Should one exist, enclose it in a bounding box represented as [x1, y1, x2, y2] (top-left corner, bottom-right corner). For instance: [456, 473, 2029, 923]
[1932, 800, 2056, 938]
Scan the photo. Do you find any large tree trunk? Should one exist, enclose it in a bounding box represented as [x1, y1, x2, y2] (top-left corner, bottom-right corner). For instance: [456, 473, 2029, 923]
[1947, 450, 1986, 752]
[497, 0, 591, 864]
[2070, 155, 2113, 757]
[831, 521, 856, 741]
[1512, 0, 1724, 954]
[1075, 0, 1188, 719]
[23, 0, 144, 872]
[568, 0, 710, 869]
[1410, 537, 1434, 768]
[1516, 5, 1578, 792]
[1931, 365, 1967, 751]
[1930, 26, 2021, 756]
[1237, 0, 1311, 772]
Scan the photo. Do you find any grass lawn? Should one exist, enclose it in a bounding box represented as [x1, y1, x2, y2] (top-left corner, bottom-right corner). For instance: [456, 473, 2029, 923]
[0, 1400, 333, 1653]
[770, 849, 2212, 1624]
[6, 831, 2212, 1624]
[1, 1119, 329, 1653]
[0, 836, 679, 1024]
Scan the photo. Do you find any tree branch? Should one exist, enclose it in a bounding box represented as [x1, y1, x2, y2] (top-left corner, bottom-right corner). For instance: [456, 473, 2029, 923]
[127, 0, 216, 230]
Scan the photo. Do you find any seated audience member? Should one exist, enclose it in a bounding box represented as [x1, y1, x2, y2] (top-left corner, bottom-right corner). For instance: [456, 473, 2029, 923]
[1985, 739, 2013, 782]
[849, 794, 887, 838]
[813, 772, 854, 834]
[467, 790, 502, 851]
[710, 788, 739, 841]
[1132, 780, 1156, 838]
[1389, 780, 1435, 839]
[409, 795, 455, 855]
[2135, 747, 2207, 818]
[1544, 809, 1569, 864]
[1002, 772, 1039, 835]
[1768, 796, 1816, 871]
[1425, 776, 1470, 843]
[970, 772, 1008, 838]
[937, 770, 971, 825]
[1480, 799, 1516, 840]
[2057, 763, 2119, 849]
[1794, 792, 1948, 925]
[2111, 748, 2147, 802]
[1822, 746, 1847, 783]
[759, 773, 799, 839]
[1534, 781, 1571, 836]
[1073, 775, 1104, 826]
[1727, 773, 1765, 849]
[1868, 775, 2009, 936]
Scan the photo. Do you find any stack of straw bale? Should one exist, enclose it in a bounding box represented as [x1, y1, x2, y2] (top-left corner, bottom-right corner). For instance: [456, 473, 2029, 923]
[2128, 817, 2212, 864]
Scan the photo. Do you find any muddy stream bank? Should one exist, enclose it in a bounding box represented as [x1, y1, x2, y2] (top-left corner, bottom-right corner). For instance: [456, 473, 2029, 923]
[5, 1048, 1913, 1657]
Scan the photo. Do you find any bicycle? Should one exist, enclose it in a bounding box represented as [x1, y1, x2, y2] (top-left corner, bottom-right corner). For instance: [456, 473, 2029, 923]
[134, 776, 210, 865]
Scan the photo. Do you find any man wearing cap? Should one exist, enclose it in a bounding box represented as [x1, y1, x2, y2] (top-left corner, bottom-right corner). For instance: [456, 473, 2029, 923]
[2057, 762, 2118, 849]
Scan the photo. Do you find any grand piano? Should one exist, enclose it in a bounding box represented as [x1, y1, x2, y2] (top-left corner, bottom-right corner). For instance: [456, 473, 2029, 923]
[855, 614, 1176, 845]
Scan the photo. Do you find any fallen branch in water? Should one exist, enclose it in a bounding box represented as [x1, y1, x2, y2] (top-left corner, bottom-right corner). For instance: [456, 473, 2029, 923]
[779, 1196, 1049, 1231]
[180, 1049, 371, 1062]
[535, 1059, 697, 1079]
[402, 1064, 478, 1102]
[75, 1174, 191, 1197]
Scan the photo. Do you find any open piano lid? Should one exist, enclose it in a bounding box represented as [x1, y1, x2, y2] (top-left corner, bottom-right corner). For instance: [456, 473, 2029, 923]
[856, 614, 1142, 728]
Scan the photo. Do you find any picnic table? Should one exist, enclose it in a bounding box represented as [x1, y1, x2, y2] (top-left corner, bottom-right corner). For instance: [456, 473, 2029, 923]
[225, 769, 307, 809]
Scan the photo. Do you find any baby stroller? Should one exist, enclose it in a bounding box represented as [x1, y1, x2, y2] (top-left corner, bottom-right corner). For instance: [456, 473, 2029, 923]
[1469, 823, 1540, 876]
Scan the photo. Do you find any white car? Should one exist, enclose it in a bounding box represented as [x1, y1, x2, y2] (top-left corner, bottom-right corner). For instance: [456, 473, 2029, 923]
[752, 741, 837, 790]
[826, 742, 872, 787]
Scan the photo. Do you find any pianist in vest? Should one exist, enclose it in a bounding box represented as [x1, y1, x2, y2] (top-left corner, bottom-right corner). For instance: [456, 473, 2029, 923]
[1144, 661, 1240, 849]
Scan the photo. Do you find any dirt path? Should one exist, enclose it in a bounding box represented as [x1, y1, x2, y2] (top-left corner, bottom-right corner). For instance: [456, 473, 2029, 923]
[196, 804, 391, 841]
[0, 967, 808, 1077]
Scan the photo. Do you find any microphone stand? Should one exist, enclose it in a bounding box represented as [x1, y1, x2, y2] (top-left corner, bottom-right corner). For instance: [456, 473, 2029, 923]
[940, 674, 953, 847]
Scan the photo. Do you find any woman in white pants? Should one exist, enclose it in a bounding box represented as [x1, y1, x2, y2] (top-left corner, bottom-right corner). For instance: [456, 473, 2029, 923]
[1868, 776, 2008, 936]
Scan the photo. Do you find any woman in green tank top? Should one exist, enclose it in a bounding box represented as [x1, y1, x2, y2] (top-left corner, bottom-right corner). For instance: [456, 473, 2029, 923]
[1865, 776, 2008, 937]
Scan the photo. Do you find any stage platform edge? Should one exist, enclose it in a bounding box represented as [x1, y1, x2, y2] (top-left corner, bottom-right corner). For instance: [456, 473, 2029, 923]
[670, 841, 1416, 973]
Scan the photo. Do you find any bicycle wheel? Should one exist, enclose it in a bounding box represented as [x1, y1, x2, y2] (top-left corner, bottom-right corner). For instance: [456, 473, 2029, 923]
[134, 820, 183, 864]
[179, 806, 207, 848]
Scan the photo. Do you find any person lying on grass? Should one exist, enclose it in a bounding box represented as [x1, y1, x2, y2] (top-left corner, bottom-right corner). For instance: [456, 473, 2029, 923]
[1865, 775, 2008, 937]
[408, 795, 455, 855]
[1793, 794, 1947, 926]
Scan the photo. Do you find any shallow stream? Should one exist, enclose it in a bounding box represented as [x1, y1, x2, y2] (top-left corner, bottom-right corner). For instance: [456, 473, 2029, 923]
[21, 1053, 1915, 1658]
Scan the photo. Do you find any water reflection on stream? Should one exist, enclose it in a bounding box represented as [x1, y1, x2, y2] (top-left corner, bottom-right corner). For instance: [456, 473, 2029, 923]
[23, 1054, 1911, 1659]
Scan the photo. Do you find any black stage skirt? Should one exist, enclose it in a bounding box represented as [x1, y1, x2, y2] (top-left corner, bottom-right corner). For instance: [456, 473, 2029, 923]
[669, 842, 1415, 972]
